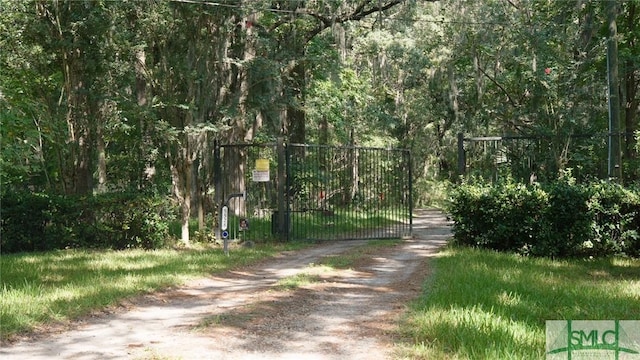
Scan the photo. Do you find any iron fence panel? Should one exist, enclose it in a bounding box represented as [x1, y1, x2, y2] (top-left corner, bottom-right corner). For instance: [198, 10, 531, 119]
[215, 142, 412, 242]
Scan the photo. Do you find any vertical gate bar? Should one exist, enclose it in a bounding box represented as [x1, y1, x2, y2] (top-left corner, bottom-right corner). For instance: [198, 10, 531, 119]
[324, 145, 329, 240]
[385, 149, 390, 238]
[308, 145, 311, 239]
[458, 132, 465, 177]
[313, 145, 318, 241]
[357, 146, 360, 239]
[298, 144, 302, 240]
[358, 148, 369, 238]
[213, 140, 222, 243]
[289, 144, 295, 240]
[277, 138, 287, 241]
[394, 149, 398, 237]
[290, 144, 297, 241]
[356, 147, 360, 240]
[354, 146, 358, 240]
[287, 142, 293, 241]
[337, 146, 341, 240]
[397, 149, 401, 237]
[378, 149, 389, 236]
[341, 146, 353, 240]
[317, 145, 323, 240]
[363, 147, 367, 239]
[364, 147, 368, 239]
[381, 149, 384, 238]
[329, 145, 336, 240]
[361, 147, 365, 239]
[360, 147, 363, 239]
[346, 146, 350, 239]
[374, 150, 384, 237]
[383, 149, 387, 238]
[378, 149, 389, 239]
[384, 149, 388, 238]
[305, 145, 309, 240]
[374, 148, 379, 238]
[359, 147, 363, 239]
[388, 149, 393, 238]
[357, 147, 361, 240]
[372, 148, 376, 238]
[348, 145, 353, 240]
[398, 149, 402, 237]
[303, 145, 309, 240]
[371, 148, 376, 238]
[370, 148, 374, 238]
[408, 149, 413, 238]
[399, 150, 403, 237]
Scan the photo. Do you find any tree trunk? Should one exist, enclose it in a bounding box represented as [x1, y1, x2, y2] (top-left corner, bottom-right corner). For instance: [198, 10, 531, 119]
[183, 151, 192, 244]
[623, 2, 638, 164]
[62, 52, 93, 195]
[96, 103, 107, 193]
[607, 0, 621, 180]
[170, 144, 192, 247]
[284, 61, 306, 144]
[135, 48, 154, 187]
[44, 0, 99, 195]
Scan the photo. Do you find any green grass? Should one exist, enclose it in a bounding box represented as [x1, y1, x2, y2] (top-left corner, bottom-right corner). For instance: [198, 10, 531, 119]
[290, 210, 408, 240]
[0, 242, 309, 341]
[172, 209, 410, 243]
[275, 273, 323, 290]
[395, 246, 640, 359]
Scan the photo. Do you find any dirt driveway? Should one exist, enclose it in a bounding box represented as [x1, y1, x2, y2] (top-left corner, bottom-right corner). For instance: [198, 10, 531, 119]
[1, 210, 451, 360]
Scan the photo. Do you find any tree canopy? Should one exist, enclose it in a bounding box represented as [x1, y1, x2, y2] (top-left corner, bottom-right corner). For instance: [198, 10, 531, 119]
[1, 0, 639, 242]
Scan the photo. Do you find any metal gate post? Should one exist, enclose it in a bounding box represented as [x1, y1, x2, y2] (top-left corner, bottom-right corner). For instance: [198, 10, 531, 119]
[276, 138, 287, 241]
[213, 140, 222, 243]
[408, 150, 413, 237]
[458, 132, 466, 177]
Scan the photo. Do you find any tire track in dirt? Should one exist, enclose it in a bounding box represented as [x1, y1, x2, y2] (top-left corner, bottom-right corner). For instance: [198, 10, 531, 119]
[0, 209, 450, 360]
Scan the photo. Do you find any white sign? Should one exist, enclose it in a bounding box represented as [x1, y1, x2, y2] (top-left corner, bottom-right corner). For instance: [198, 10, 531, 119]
[252, 170, 270, 182]
[546, 320, 640, 360]
[221, 205, 228, 230]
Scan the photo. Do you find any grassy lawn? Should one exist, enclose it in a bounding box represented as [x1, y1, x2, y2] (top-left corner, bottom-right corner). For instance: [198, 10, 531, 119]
[0, 238, 399, 342]
[0, 242, 309, 341]
[395, 246, 640, 359]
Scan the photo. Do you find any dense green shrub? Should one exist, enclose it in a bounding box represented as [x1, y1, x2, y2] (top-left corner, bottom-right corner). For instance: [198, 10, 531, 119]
[448, 179, 640, 258]
[533, 181, 592, 257]
[1, 191, 175, 253]
[448, 181, 548, 253]
[0, 192, 79, 252]
[82, 193, 175, 250]
[588, 182, 640, 257]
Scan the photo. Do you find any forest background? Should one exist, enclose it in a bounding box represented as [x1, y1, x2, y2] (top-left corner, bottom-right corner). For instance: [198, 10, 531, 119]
[1, 0, 639, 247]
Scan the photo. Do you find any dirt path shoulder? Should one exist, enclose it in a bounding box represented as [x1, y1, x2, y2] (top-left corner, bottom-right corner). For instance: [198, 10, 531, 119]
[0, 209, 450, 360]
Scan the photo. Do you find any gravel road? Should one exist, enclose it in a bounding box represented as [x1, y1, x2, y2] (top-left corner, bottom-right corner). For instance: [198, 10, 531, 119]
[0, 209, 451, 360]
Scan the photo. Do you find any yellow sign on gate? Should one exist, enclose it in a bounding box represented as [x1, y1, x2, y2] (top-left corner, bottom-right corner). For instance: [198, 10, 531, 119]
[255, 159, 269, 171]
[253, 158, 270, 182]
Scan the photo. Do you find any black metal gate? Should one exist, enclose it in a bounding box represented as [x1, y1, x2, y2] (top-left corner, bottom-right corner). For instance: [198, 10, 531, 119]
[214, 140, 412, 243]
[456, 132, 632, 183]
